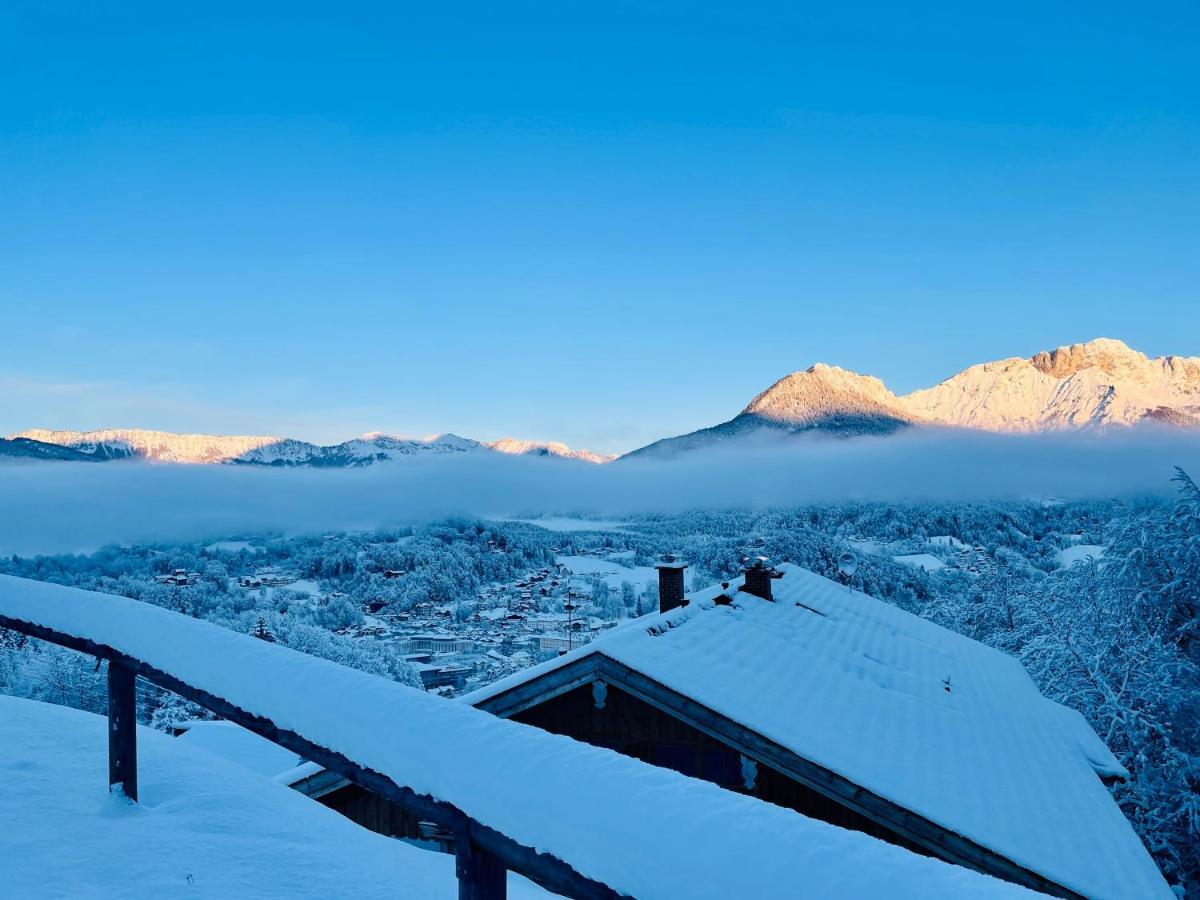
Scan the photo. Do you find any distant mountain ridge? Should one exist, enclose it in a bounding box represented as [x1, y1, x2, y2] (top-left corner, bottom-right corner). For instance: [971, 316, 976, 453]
[0, 436, 103, 463]
[9, 428, 614, 466]
[625, 338, 1200, 459]
[11, 339, 1199, 465]
[903, 338, 1200, 432]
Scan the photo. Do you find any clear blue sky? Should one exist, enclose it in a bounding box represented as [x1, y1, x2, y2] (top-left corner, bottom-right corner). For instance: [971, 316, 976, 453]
[2, 2, 1197, 454]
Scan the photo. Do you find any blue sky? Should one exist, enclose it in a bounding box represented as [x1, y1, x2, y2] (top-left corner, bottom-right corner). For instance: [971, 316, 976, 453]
[2, 2, 1197, 454]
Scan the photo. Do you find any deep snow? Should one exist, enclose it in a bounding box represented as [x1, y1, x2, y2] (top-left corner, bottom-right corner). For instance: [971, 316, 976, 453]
[0, 695, 550, 899]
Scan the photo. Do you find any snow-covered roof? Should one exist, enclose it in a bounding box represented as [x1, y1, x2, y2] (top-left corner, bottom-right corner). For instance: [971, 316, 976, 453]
[465, 564, 1170, 900]
[0, 574, 1030, 900]
[0, 695, 551, 899]
[175, 719, 303, 777]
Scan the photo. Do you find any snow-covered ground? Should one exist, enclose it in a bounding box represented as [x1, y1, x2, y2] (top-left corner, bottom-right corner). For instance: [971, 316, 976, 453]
[848, 538, 883, 556]
[893, 553, 947, 572]
[278, 578, 321, 597]
[928, 535, 969, 550]
[1056, 544, 1105, 567]
[0, 695, 549, 899]
[557, 554, 694, 592]
[175, 720, 302, 777]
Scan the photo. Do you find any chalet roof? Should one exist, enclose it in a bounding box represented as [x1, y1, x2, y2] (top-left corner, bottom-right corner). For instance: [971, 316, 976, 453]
[464, 564, 1169, 900]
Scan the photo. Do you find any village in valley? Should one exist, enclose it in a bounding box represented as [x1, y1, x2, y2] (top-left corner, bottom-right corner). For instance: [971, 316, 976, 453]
[143, 521, 1026, 701]
[143, 524, 683, 697]
[329, 546, 651, 695]
[16, 506, 1109, 706]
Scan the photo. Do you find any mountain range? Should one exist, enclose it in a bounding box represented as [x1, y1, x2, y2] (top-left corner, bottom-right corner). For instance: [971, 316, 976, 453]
[3, 429, 614, 466]
[6, 339, 1198, 466]
[628, 338, 1200, 458]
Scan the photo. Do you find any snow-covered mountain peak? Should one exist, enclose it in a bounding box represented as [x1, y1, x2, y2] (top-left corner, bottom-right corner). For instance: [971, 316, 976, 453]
[743, 364, 912, 426]
[12, 428, 282, 464]
[1029, 338, 1145, 379]
[359, 432, 482, 452]
[486, 438, 616, 464]
[625, 362, 915, 458]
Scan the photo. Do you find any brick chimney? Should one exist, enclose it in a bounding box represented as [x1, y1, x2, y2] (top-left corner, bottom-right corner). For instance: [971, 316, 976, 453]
[655, 554, 688, 613]
[740, 557, 781, 601]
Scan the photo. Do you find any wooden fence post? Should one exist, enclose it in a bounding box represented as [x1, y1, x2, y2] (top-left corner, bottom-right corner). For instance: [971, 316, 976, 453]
[107, 660, 138, 802]
[456, 828, 507, 900]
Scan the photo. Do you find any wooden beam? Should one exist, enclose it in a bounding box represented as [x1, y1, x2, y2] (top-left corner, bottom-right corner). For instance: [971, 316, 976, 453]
[288, 766, 351, 800]
[107, 660, 138, 802]
[457, 828, 507, 900]
[0, 613, 628, 900]
[473, 656, 602, 719]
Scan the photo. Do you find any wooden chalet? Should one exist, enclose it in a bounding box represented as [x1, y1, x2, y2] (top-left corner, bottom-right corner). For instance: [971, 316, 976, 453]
[461, 559, 1166, 900]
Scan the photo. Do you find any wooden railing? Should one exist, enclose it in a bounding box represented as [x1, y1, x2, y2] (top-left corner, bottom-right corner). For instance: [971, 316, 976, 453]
[0, 610, 622, 900]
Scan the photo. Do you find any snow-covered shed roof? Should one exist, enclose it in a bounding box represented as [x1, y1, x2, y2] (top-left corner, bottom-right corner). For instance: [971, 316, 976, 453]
[465, 564, 1171, 900]
[175, 719, 303, 777]
[0, 574, 1030, 900]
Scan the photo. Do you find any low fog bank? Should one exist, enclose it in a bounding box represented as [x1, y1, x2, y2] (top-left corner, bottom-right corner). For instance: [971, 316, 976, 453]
[2, 429, 1197, 555]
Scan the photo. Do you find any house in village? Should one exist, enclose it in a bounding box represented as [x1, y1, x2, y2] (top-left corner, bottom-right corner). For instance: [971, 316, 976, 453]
[287, 559, 1171, 899]
[155, 568, 200, 586]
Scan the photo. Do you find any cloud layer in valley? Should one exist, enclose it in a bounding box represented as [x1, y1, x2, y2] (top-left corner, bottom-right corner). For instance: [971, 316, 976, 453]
[2, 428, 1198, 555]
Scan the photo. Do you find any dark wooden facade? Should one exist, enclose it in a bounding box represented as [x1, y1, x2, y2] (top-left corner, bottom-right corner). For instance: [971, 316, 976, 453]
[315, 782, 467, 857]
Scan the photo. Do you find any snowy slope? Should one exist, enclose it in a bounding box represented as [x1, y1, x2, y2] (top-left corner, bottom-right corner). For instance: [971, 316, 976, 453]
[0, 695, 550, 899]
[175, 720, 303, 777]
[0, 574, 1033, 900]
[557, 554, 694, 592]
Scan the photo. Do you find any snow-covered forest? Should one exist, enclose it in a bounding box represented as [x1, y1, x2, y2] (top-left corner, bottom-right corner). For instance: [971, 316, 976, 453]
[2, 473, 1198, 890]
